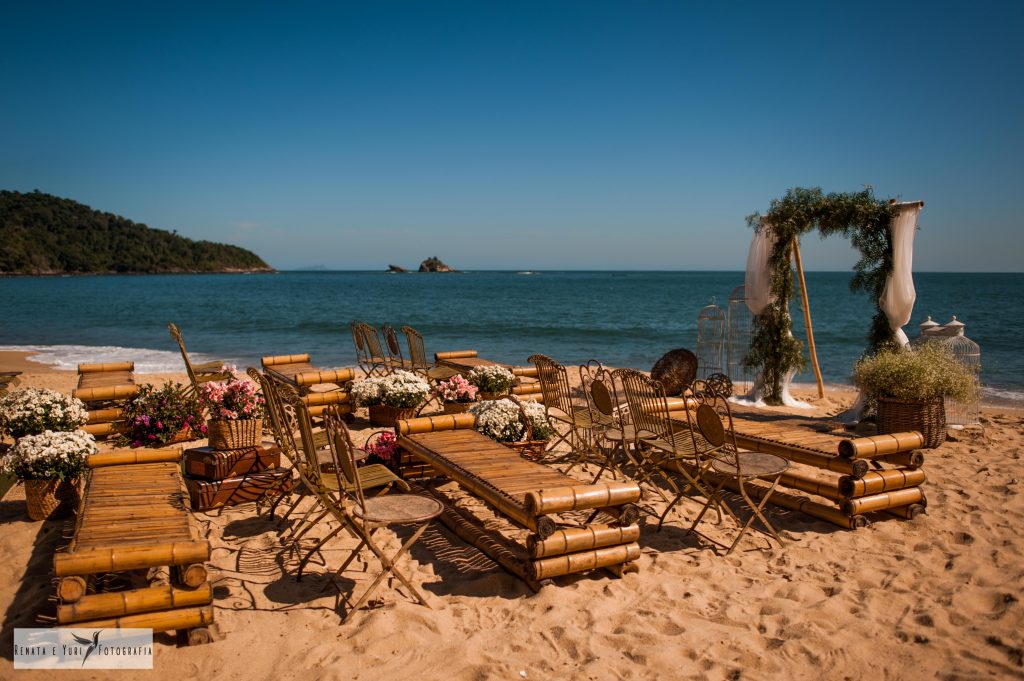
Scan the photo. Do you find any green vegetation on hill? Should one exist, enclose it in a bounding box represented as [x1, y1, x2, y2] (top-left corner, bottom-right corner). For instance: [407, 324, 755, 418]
[0, 190, 274, 274]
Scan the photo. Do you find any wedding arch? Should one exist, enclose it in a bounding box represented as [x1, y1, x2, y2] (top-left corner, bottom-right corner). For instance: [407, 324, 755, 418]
[742, 187, 924, 405]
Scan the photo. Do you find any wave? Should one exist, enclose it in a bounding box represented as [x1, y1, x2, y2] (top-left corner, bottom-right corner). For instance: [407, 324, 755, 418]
[0, 344, 231, 374]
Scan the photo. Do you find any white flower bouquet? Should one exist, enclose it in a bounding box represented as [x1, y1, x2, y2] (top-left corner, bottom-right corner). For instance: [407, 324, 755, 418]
[469, 397, 553, 443]
[351, 370, 431, 409]
[467, 365, 515, 394]
[0, 429, 96, 481]
[0, 387, 89, 438]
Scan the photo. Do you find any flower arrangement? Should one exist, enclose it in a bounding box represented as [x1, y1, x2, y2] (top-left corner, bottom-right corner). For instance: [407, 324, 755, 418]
[200, 379, 264, 420]
[0, 388, 88, 438]
[467, 365, 515, 395]
[0, 430, 96, 481]
[119, 381, 205, 448]
[852, 343, 979, 403]
[469, 398, 553, 443]
[350, 371, 431, 408]
[437, 375, 478, 403]
[365, 431, 400, 469]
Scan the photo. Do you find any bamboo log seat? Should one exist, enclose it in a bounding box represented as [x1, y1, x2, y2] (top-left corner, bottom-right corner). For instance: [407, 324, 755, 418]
[73, 362, 139, 437]
[397, 415, 641, 585]
[53, 453, 214, 644]
[663, 409, 931, 530]
[261, 355, 355, 415]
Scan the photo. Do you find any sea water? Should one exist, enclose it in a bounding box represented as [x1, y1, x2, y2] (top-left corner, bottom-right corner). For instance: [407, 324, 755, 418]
[1, 271, 1021, 405]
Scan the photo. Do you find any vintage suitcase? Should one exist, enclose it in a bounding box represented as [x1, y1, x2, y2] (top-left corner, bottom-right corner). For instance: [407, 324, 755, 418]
[186, 467, 293, 511]
[184, 443, 281, 481]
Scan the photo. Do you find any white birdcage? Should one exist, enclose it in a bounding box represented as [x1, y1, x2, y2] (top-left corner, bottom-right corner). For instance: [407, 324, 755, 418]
[696, 299, 726, 381]
[941, 317, 981, 427]
[726, 285, 753, 392]
[914, 315, 981, 426]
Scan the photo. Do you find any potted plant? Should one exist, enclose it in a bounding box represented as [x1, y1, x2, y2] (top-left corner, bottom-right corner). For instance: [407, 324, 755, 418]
[200, 378, 265, 450]
[437, 375, 478, 414]
[469, 396, 553, 459]
[364, 431, 401, 471]
[0, 387, 88, 439]
[0, 430, 96, 520]
[852, 343, 979, 448]
[119, 381, 206, 448]
[467, 365, 515, 400]
[351, 370, 431, 426]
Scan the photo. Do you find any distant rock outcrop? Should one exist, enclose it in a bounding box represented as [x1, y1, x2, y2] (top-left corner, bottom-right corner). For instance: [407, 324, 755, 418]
[419, 256, 456, 272]
[387, 264, 408, 273]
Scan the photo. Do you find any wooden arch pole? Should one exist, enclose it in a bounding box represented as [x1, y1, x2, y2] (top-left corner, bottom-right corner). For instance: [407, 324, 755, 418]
[791, 237, 825, 398]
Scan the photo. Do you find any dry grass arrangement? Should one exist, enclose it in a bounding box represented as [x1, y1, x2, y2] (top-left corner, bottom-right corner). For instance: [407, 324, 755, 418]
[852, 343, 979, 403]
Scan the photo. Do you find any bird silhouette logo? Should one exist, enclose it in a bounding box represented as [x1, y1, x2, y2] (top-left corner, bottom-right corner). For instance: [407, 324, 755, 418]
[71, 631, 100, 667]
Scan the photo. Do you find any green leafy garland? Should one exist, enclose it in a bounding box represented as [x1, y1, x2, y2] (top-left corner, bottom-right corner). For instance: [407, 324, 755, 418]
[744, 187, 898, 404]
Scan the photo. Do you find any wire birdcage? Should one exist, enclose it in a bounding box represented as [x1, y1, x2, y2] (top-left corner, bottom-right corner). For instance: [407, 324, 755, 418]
[913, 315, 981, 427]
[726, 285, 753, 392]
[942, 317, 981, 427]
[696, 299, 726, 381]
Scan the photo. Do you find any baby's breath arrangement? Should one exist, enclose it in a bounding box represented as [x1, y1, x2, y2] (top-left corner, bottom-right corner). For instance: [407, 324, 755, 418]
[470, 398, 553, 443]
[852, 343, 979, 403]
[0, 387, 88, 438]
[467, 365, 515, 394]
[0, 430, 96, 481]
[350, 371, 431, 408]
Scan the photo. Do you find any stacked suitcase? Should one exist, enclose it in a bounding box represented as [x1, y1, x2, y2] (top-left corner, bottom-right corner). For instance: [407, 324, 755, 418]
[183, 441, 292, 511]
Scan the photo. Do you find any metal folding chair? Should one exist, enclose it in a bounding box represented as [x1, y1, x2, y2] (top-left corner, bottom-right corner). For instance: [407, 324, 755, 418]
[321, 408, 443, 621]
[688, 382, 789, 554]
[615, 368, 721, 527]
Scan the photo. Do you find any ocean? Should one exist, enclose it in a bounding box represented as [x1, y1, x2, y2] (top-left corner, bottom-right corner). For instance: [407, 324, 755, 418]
[1, 271, 1021, 405]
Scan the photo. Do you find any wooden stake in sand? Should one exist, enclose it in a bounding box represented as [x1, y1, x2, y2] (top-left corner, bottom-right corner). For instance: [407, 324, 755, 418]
[792, 237, 825, 398]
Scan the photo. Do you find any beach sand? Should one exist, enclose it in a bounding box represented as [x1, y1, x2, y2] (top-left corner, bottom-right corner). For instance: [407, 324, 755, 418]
[0, 352, 1021, 680]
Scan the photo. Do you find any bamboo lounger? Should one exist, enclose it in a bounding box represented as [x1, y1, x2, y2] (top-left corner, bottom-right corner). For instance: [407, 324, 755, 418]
[669, 412, 929, 529]
[261, 354, 354, 418]
[73, 362, 140, 438]
[396, 414, 642, 587]
[53, 449, 215, 645]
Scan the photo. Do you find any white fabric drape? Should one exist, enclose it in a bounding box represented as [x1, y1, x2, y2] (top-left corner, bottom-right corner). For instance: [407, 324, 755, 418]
[879, 203, 922, 347]
[744, 221, 776, 315]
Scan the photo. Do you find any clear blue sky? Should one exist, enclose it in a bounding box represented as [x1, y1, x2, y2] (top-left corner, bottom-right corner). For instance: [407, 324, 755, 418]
[2, 1, 1021, 271]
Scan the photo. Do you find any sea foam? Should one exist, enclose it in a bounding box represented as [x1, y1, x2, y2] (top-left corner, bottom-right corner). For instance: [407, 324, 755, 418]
[0, 344, 231, 374]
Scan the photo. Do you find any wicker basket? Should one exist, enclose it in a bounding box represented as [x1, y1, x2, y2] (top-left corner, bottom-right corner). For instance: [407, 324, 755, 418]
[207, 418, 263, 450]
[368, 405, 417, 427]
[25, 478, 80, 521]
[478, 391, 509, 401]
[442, 401, 474, 415]
[876, 396, 946, 449]
[167, 427, 198, 445]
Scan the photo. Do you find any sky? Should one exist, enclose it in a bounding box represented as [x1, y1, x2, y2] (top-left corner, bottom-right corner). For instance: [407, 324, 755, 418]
[2, 1, 1022, 271]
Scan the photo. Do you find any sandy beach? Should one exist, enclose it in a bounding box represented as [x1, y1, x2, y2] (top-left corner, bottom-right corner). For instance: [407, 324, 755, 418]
[1, 351, 1021, 680]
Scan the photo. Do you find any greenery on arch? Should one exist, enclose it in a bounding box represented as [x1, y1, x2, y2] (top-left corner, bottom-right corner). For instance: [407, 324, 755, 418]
[743, 187, 898, 404]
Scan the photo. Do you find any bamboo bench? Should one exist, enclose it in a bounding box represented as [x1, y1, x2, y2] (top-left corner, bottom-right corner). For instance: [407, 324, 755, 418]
[261, 354, 354, 418]
[72, 362, 139, 438]
[53, 449, 215, 645]
[671, 411, 928, 530]
[396, 414, 642, 589]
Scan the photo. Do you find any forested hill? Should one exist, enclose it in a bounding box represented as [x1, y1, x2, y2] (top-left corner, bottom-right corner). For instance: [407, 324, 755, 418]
[0, 190, 274, 274]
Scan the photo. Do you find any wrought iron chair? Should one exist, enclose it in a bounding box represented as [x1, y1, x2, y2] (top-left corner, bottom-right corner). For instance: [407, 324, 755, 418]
[320, 408, 443, 621]
[688, 381, 789, 554]
[399, 326, 460, 381]
[579, 364, 641, 485]
[167, 323, 233, 395]
[381, 324, 414, 372]
[352, 322, 392, 376]
[615, 368, 721, 528]
[528, 354, 601, 471]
